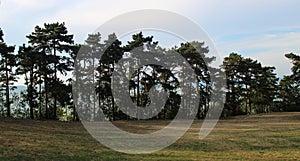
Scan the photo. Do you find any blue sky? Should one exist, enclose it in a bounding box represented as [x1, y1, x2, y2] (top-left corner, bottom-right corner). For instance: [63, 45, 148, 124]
[1, 0, 300, 82]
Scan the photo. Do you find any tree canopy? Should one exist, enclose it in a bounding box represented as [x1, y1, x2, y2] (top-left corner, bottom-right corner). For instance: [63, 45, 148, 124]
[0, 23, 299, 120]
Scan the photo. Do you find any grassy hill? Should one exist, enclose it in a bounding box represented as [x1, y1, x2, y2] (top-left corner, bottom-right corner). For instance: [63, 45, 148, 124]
[1, 112, 300, 160]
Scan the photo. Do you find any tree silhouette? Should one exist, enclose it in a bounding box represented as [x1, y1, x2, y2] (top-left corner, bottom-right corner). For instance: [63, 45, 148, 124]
[278, 53, 300, 111]
[26, 22, 74, 119]
[0, 28, 16, 117]
[16, 45, 39, 119]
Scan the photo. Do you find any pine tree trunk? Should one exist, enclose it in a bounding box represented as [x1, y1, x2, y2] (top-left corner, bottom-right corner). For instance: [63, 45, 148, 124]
[5, 59, 10, 117]
[39, 74, 42, 119]
[92, 58, 96, 121]
[45, 74, 49, 119]
[112, 63, 115, 121]
[98, 63, 102, 121]
[29, 67, 34, 119]
[53, 46, 57, 120]
[136, 69, 140, 120]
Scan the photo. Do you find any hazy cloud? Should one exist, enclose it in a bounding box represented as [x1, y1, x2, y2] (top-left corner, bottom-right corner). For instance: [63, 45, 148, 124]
[217, 31, 300, 77]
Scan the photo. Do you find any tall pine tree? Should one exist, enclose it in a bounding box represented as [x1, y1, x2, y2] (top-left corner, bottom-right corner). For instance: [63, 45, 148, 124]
[0, 28, 16, 117]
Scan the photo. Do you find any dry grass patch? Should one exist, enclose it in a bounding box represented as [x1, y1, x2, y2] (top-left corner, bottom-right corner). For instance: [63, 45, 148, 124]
[0, 112, 300, 160]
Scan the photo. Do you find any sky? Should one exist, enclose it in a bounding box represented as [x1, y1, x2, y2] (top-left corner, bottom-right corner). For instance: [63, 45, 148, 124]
[1, 0, 300, 83]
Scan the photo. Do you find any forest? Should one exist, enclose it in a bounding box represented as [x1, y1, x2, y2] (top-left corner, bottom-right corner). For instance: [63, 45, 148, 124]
[0, 22, 299, 121]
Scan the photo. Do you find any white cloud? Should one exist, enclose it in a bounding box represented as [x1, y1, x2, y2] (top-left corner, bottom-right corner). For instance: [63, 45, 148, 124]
[1, 0, 300, 79]
[38, 0, 201, 43]
[251, 51, 293, 78]
[217, 31, 300, 77]
[0, 0, 57, 18]
[9, 0, 57, 9]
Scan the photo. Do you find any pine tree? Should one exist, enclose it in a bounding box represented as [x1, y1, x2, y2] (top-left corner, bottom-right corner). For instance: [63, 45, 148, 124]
[26, 22, 74, 119]
[16, 45, 39, 119]
[0, 28, 16, 117]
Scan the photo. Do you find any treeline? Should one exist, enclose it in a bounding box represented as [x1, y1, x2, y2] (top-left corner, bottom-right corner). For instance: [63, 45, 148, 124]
[0, 22, 299, 121]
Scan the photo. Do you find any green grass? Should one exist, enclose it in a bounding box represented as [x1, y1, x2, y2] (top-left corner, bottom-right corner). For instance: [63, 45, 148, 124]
[1, 112, 300, 160]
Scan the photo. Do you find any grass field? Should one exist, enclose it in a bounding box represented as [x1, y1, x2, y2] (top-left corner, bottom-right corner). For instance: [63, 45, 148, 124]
[1, 112, 300, 160]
